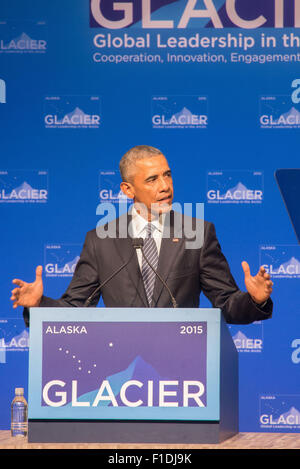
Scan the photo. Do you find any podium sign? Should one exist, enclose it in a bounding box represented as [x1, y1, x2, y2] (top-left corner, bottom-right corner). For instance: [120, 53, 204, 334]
[28, 308, 238, 443]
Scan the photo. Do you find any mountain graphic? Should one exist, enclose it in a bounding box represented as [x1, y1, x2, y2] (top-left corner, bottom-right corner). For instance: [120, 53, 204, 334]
[281, 256, 300, 268]
[277, 107, 300, 124]
[64, 255, 80, 270]
[60, 107, 89, 122]
[4, 32, 34, 48]
[72, 356, 161, 407]
[281, 406, 300, 421]
[11, 329, 29, 346]
[14, 32, 33, 42]
[47, 255, 79, 273]
[220, 182, 248, 197]
[173, 107, 192, 119]
[232, 331, 248, 343]
[165, 106, 196, 125]
[5, 329, 29, 348]
[9, 181, 34, 196]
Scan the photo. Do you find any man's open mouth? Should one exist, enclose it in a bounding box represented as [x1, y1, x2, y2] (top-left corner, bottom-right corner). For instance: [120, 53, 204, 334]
[157, 195, 172, 202]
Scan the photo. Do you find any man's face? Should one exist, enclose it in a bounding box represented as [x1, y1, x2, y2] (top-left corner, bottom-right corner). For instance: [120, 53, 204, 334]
[121, 154, 174, 219]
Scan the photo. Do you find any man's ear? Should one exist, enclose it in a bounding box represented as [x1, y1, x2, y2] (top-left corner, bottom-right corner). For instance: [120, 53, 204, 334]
[120, 181, 134, 200]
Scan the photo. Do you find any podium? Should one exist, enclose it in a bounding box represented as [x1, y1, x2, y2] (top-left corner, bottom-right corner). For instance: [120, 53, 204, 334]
[28, 307, 238, 444]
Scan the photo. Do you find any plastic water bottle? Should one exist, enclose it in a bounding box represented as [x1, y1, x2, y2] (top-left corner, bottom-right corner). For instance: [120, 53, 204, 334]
[11, 387, 28, 437]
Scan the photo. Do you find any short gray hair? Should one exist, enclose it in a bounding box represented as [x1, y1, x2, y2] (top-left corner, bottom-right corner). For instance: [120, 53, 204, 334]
[119, 145, 163, 182]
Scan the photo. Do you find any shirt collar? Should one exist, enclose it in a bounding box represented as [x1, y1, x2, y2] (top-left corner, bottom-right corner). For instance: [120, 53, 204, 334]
[131, 205, 165, 237]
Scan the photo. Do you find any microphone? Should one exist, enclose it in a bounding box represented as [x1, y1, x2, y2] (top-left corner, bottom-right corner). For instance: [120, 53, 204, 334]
[83, 239, 139, 307]
[134, 238, 178, 309]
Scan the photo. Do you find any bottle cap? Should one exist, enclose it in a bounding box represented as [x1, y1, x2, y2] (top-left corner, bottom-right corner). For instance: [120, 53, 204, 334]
[15, 388, 24, 395]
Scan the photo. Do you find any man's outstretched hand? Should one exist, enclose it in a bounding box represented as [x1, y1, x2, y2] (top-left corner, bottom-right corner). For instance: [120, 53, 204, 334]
[11, 266, 43, 309]
[242, 261, 273, 305]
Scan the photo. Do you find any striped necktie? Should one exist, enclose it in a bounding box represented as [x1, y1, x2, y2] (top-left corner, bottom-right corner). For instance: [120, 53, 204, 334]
[142, 223, 159, 306]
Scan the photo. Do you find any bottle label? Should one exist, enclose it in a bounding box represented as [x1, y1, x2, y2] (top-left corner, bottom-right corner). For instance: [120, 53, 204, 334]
[11, 404, 28, 437]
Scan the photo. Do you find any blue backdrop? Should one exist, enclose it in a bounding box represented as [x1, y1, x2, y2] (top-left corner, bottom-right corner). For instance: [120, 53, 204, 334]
[1, 0, 300, 433]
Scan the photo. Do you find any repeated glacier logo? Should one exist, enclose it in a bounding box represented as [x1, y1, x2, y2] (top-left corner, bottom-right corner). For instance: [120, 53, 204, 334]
[260, 96, 300, 128]
[0, 319, 29, 363]
[0, 32, 46, 52]
[0, 21, 47, 53]
[0, 330, 29, 350]
[260, 245, 300, 278]
[232, 330, 262, 352]
[260, 395, 300, 430]
[0, 170, 48, 203]
[45, 244, 80, 278]
[44, 96, 101, 128]
[207, 171, 263, 204]
[229, 321, 263, 353]
[152, 96, 208, 129]
[99, 171, 128, 204]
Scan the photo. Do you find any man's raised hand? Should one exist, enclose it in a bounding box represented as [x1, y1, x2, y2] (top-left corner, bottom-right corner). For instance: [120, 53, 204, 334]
[11, 265, 43, 309]
[242, 261, 273, 305]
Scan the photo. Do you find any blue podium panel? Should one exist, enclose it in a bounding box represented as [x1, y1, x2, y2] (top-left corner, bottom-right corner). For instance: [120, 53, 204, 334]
[28, 307, 238, 443]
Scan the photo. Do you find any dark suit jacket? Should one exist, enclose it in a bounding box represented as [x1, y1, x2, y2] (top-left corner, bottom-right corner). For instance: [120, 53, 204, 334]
[23, 212, 272, 326]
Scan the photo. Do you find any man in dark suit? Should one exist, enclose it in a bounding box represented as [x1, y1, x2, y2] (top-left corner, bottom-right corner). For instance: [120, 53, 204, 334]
[11, 145, 273, 326]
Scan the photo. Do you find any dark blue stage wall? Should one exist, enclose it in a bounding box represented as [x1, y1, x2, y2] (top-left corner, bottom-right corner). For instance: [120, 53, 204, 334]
[0, 0, 300, 432]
